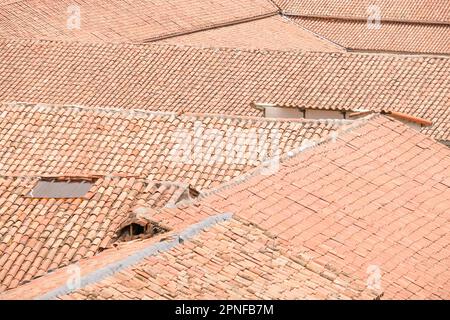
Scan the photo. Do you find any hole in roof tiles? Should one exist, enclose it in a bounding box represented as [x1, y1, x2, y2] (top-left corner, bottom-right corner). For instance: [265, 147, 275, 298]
[116, 216, 169, 242]
[27, 179, 95, 199]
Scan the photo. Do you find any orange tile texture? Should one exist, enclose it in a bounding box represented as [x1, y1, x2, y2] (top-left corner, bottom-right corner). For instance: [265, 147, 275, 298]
[275, 0, 450, 23]
[0, 40, 449, 142]
[292, 17, 450, 55]
[4, 115, 450, 299]
[0, 102, 344, 292]
[0, 103, 344, 189]
[0, 0, 278, 42]
[161, 15, 341, 51]
[277, 0, 450, 55]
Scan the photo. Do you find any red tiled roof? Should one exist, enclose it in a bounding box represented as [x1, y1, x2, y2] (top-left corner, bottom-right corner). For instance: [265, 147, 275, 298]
[275, 0, 450, 24]
[275, 1, 450, 55]
[0, 103, 346, 292]
[0, 176, 189, 291]
[292, 17, 450, 55]
[199, 115, 450, 299]
[0, 39, 449, 142]
[4, 115, 450, 299]
[160, 15, 342, 51]
[0, 103, 345, 189]
[0, 0, 278, 42]
[50, 218, 377, 300]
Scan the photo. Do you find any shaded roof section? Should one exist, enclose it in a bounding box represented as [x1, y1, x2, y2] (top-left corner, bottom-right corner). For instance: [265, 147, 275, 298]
[0, 0, 278, 42]
[0, 39, 449, 141]
[0, 176, 192, 292]
[4, 115, 450, 299]
[0, 103, 345, 189]
[290, 17, 450, 56]
[160, 15, 342, 51]
[275, 0, 450, 24]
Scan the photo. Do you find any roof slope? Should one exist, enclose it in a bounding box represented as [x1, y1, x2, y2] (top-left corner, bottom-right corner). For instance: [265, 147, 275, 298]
[291, 17, 450, 55]
[275, 0, 450, 23]
[200, 116, 450, 299]
[0, 40, 449, 141]
[276, 0, 450, 55]
[4, 115, 450, 299]
[0, 176, 189, 291]
[64, 218, 376, 300]
[0, 103, 344, 189]
[0, 103, 345, 292]
[160, 15, 342, 51]
[0, 0, 278, 42]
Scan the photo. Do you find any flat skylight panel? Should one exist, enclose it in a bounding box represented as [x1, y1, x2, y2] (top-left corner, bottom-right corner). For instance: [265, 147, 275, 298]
[28, 180, 93, 198]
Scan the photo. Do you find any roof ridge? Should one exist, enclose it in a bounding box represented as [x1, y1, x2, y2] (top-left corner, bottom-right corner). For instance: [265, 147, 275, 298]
[3, 102, 354, 125]
[143, 12, 280, 42]
[283, 14, 347, 51]
[3, 210, 378, 300]
[186, 114, 381, 202]
[2, 36, 449, 60]
[3, 102, 178, 117]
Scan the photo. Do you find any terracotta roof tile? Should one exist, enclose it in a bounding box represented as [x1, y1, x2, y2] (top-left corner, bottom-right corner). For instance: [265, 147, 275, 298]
[276, 1, 450, 55]
[160, 15, 342, 51]
[1, 216, 378, 300]
[0, 0, 278, 42]
[0, 103, 345, 189]
[197, 116, 450, 299]
[4, 115, 450, 299]
[0, 103, 346, 292]
[275, 0, 450, 24]
[0, 40, 448, 142]
[0, 176, 191, 292]
[291, 17, 450, 55]
[62, 217, 378, 300]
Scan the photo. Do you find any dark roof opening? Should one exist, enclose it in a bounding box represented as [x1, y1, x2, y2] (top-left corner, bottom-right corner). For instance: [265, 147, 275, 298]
[27, 179, 94, 198]
[117, 219, 169, 242]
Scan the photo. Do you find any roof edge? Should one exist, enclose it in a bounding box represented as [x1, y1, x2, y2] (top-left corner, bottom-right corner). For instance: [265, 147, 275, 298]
[143, 12, 280, 43]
